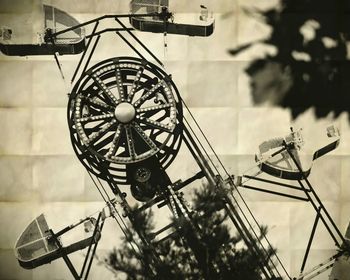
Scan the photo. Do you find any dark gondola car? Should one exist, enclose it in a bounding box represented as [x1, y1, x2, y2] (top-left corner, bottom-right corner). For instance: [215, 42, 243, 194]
[0, 4, 85, 56]
[256, 126, 340, 180]
[15, 214, 100, 269]
[130, 0, 214, 37]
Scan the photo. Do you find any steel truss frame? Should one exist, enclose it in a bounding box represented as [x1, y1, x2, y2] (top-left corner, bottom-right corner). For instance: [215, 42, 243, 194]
[237, 141, 350, 280]
[42, 10, 349, 280]
[48, 212, 106, 280]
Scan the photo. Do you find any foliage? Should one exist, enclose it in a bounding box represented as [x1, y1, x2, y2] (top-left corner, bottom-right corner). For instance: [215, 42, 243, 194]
[105, 183, 275, 280]
[230, 0, 350, 121]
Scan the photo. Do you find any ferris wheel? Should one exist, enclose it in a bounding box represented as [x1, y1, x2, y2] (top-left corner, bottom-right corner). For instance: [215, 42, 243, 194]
[2, 1, 349, 279]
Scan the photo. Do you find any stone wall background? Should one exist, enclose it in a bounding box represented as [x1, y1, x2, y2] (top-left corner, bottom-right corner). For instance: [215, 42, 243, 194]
[0, 1, 349, 279]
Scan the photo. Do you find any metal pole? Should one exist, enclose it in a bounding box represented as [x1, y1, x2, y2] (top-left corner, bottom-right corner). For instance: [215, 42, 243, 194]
[284, 142, 346, 248]
[49, 229, 80, 280]
[51, 13, 159, 38]
[242, 184, 309, 201]
[300, 208, 321, 274]
[71, 21, 100, 83]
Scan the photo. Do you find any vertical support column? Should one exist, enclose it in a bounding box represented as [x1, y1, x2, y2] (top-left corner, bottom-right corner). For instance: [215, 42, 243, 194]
[284, 142, 347, 248]
[182, 125, 216, 186]
[223, 195, 278, 279]
[182, 123, 281, 279]
[300, 207, 321, 275]
[48, 229, 80, 280]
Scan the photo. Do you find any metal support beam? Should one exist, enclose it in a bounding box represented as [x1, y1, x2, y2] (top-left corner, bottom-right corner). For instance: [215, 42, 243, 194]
[114, 17, 164, 67]
[182, 125, 216, 186]
[241, 184, 309, 201]
[223, 199, 276, 279]
[243, 174, 310, 192]
[49, 229, 80, 280]
[71, 21, 99, 83]
[300, 207, 321, 274]
[284, 142, 347, 248]
[81, 35, 100, 74]
[51, 13, 160, 38]
[80, 213, 104, 279]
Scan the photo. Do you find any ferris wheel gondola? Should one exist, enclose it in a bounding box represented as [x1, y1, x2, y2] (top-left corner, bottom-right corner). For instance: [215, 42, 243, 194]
[255, 126, 340, 180]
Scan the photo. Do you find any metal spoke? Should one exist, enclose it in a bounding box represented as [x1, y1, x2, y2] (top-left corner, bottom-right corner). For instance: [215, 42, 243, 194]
[128, 65, 144, 102]
[91, 74, 119, 105]
[94, 133, 115, 152]
[115, 65, 126, 100]
[87, 119, 117, 145]
[136, 103, 172, 113]
[83, 118, 110, 134]
[133, 79, 164, 107]
[132, 122, 159, 151]
[84, 97, 115, 111]
[93, 91, 112, 106]
[138, 117, 173, 133]
[154, 139, 176, 155]
[71, 57, 182, 170]
[106, 124, 123, 158]
[125, 125, 136, 159]
[76, 113, 114, 123]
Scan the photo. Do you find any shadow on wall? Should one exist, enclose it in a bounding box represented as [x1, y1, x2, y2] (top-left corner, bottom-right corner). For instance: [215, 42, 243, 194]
[230, 0, 350, 122]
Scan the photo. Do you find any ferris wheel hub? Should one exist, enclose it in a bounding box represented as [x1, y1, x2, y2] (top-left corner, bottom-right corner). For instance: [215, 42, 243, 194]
[114, 102, 136, 123]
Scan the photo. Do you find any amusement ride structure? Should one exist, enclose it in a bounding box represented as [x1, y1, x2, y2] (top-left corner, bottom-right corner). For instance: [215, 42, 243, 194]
[1, 1, 349, 279]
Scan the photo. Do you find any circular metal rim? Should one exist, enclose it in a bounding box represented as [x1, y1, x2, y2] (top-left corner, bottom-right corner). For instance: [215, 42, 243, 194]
[67, 56, 183, 184]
